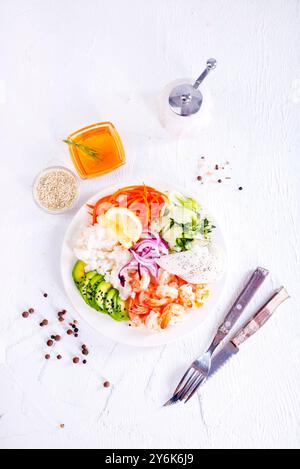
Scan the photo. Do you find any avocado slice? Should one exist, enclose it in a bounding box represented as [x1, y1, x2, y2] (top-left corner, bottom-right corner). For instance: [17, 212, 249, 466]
[72, 260, 86, 288]
[86, 274, 104, 307]
[105, 289, 118, 317]
[114, 296, 130, 322]
[105, 291, 129, 322]
[95, 281, 112, 311]
[79, 271, 98, 303]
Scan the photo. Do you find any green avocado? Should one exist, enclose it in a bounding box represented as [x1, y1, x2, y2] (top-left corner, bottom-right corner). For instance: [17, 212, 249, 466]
[95, 281, 112, 311]
[86, 274, 104, 306]
[72, 260, 86, 288]
[115, 297, 129, 321]
[105, 289, 118, 317]
[79, 271, 98, 303]
[105, 291, 129, 322]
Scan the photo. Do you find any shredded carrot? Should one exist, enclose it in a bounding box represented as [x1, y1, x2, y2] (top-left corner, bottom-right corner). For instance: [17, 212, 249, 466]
[88, 185, 168, 228]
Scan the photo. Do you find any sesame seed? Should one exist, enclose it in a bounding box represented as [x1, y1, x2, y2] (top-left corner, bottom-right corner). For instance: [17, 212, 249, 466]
[35, 169, 78, 212]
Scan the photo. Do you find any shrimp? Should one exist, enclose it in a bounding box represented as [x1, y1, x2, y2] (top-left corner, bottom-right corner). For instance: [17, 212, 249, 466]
[179, 284, 196, 309]
[139, 291, 171, 308]
[129, 298, 149, 316]
[156, 285, 179, 301]
[129, 312, 147, 327]
[157, 269, 175, 285]
[145, 311, 161, 332]
[160, 304, 185, 329]
[130, 271, 151, 293]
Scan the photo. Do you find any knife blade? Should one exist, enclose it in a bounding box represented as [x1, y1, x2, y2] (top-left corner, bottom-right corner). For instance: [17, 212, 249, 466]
[208, 287, 290, 380]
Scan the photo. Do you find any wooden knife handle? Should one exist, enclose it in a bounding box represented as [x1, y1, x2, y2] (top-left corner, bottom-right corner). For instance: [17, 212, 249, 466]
[232, 287, 290, 347]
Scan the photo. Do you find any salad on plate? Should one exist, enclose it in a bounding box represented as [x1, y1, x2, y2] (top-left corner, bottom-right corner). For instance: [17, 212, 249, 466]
[72, 185, 224, 332]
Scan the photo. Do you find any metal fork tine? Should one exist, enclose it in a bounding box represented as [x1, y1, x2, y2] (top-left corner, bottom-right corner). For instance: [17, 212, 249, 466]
[173, 368, 192, 395]
[184, 375, 206, 403]
[163, 368, 197, 407]
[163, 395, 179, 407]
[169, 369, 198, 404]
[176, 370, 200, 401]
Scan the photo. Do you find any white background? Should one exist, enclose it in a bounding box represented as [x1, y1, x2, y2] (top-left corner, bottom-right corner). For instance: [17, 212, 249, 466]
[0, 0, 300, 450]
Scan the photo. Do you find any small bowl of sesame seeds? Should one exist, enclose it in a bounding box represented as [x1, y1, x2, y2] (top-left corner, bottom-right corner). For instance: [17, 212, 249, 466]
[33, 166, 80, 214]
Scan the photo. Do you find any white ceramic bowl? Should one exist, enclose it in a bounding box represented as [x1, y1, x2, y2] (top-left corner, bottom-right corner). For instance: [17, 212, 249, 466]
[33, 166, 80, 214]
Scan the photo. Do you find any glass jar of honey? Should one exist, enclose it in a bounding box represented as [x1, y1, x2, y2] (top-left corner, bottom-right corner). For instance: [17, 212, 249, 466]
[65, 122, 126, 179]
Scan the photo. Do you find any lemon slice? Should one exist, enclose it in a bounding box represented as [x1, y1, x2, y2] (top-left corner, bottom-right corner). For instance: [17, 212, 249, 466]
[101, 208, 143, 249]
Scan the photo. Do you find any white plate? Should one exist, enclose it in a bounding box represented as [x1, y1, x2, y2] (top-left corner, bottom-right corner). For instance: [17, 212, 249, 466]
[61, 182, 227, 347]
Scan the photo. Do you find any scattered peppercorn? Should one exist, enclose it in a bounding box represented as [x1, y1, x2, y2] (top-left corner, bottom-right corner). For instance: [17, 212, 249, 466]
[73, 357, 80, 364]
[51, 335, 56, 340]
[75, 334, 78, 338]
[22, 312, 29, 319]
[47, 340, 54, 347]
[215, 165, 219, 170]
[239, 186, 243, 191]
[45, 354, 51, 360]
[72, 324, 76, 329]
[83, 360, 87, 365]
[74, 328, 79, 333]
[57, 355, 62, 360]
[103, 381, 111, 388]
[43, 293, 48, 298]
[218, 179, 222, 184]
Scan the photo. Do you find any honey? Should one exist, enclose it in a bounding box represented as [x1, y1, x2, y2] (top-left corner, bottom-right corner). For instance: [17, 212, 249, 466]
[66, 122, 126, 179]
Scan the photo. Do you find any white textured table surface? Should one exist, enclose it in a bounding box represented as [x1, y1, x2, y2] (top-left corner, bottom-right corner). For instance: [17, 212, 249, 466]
[0, 0, 300, 450]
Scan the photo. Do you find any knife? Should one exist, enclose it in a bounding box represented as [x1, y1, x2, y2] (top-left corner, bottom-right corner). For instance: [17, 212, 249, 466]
[208, 287, 290, 379]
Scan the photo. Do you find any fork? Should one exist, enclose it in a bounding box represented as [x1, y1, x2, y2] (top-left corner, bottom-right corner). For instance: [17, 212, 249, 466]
[164, 267, 269, 406]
